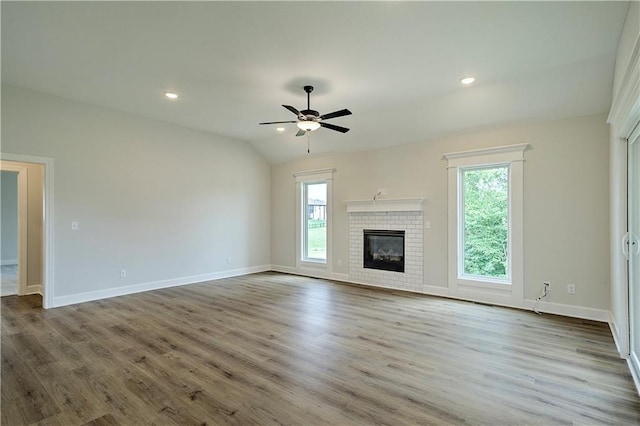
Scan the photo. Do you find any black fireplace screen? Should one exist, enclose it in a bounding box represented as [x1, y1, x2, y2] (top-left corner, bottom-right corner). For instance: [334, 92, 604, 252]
[363, 229, 405, 273]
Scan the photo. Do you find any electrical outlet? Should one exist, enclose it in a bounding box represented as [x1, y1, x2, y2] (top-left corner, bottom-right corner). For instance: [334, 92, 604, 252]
[120, 269, 127, 278]
[227, 257, 232, 265]
[71, 221, 79, 230]
[567, 284, 575, 294]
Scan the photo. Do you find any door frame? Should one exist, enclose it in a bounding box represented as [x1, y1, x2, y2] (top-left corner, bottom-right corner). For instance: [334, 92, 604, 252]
[0, 153, 54, 308]
[627, 122, 640, 386]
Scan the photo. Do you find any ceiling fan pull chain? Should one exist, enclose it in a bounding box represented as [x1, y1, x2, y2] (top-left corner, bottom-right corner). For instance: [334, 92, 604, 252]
[307, 132, 310, 154]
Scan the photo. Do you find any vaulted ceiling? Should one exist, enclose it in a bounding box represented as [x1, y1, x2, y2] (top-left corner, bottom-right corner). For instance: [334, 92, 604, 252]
[1, 1, 630, 163]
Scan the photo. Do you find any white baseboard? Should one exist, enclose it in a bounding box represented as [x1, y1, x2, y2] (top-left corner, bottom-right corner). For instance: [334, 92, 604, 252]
[272, 266, 438, 295]
[306, 273, 428, 295]
[609, 311, 627, 359]
[26, 284, 42, 295]
[329, 275, 396, 291]
[52, 264, 271, 308]
[328, 276, 449, 299]
[421, 284, 609, 323]
[629, 352, 640, 397]
[272, 266, 611, 323]
[521, 299, 610, 322]
[271, 264, 343, 282]
[271, 264, 298, 275]
[273, 266, 362, 287]
[331, 272, 350, 282]
[1, 259, 17, 266]
[421, 283, 450, 297]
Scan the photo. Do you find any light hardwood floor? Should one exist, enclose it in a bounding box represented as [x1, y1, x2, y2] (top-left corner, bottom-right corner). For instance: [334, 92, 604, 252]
[2, 271, 639, 425]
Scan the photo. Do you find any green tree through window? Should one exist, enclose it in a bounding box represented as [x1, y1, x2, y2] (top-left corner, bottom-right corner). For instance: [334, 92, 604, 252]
[462, 166, 509, 279]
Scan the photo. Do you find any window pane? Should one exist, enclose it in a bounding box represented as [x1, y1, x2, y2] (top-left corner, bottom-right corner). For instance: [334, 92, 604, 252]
[462, 166, 509, 279]
[305, 182, 327, 261]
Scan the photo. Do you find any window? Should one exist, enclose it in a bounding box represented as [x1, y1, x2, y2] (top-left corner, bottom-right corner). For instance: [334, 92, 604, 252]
[444, 144, 527, 306]
[293, 168, 335, 275]
[303, 181, 327, 261]
[460, 165, 509, 281]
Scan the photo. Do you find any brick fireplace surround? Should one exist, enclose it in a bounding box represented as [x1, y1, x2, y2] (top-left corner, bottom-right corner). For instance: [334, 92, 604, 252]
[346, 199, 424, 292]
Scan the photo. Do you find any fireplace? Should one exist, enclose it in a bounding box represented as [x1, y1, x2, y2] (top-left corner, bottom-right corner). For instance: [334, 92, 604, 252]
[363, 229, 405, 273]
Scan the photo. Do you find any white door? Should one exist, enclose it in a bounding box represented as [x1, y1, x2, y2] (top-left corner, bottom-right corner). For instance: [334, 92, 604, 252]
[627, 122, 640, 377]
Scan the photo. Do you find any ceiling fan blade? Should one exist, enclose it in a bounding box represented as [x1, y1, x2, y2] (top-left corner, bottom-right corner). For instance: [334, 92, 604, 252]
[259, 121, 297, 125]
[320, 122, 350, 133]
[283, 105, 303, 118]
[295, 129, 306, 137]
[319, 109, 352, 120]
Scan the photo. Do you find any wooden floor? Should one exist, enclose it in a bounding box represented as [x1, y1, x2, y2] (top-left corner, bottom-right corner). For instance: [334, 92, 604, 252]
[2, 272, 639, 425]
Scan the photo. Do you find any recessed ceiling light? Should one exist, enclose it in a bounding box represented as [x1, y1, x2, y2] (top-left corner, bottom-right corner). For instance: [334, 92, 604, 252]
[460, 77, 475, 85]
[276, 127, 285, 132]
[164, 91, 178, 99]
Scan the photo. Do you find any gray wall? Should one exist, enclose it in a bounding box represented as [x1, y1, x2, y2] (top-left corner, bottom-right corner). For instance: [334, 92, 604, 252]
[1, 84, 272, 299]
[272, 113, 610, 311]
[1, 171, 18, 263]
[0, 82, 612, 314]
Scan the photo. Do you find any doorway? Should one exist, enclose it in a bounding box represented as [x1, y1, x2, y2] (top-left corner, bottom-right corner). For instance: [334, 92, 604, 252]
[0, 160, 44, 300]
[1, 171, 19, 295]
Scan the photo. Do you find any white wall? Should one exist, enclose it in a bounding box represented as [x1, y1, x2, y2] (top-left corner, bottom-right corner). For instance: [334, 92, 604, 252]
[1, 171, 18, 263]
[273, 114, 610, 313]
[1, 84, 271, 303]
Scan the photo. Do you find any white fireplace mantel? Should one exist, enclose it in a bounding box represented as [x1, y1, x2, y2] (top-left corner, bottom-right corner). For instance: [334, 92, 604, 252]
[344, 198, 425, 213]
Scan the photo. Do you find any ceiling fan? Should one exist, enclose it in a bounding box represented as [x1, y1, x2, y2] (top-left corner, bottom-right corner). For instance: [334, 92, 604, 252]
[259, 85, 352, 136]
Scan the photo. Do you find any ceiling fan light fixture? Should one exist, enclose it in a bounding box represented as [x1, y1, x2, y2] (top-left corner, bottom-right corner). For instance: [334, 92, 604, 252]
[460, 77, 475, 85]
[297, 120, 320, 132]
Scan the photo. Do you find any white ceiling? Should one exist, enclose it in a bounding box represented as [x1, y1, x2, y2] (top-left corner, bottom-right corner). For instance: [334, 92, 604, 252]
[1, 1, 630, 164]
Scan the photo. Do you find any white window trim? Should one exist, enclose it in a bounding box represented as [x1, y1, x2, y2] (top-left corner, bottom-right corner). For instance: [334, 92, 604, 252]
[444, 144, 528, 306]
[293, 168, 335, 278]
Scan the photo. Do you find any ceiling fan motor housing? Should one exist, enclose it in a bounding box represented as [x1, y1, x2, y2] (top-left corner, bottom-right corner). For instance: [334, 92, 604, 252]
[301, 109, 320, 119]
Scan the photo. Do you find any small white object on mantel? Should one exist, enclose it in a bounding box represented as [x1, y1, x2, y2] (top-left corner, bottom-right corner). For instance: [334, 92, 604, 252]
[344, 198, 425, 213]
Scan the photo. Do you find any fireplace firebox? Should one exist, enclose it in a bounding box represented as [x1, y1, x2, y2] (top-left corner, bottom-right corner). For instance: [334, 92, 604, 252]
[363, 229, 405, 273]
